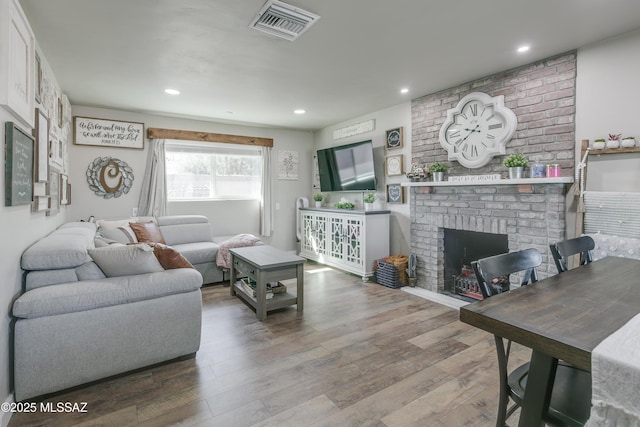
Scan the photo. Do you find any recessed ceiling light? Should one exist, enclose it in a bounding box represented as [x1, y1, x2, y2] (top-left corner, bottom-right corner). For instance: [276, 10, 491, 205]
[517, 45, 530, 53]
[294, 109, 306, 115]
[400, 88, 409, 94]
[164, 88, 180, 95]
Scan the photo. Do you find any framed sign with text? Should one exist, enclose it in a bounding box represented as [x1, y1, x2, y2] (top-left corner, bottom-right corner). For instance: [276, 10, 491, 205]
[73, 116, 145, 149]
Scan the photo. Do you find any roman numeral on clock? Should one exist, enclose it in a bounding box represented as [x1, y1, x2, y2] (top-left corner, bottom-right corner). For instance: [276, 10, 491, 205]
[488, 123, 503, 130]
[470, 103, 478, 116]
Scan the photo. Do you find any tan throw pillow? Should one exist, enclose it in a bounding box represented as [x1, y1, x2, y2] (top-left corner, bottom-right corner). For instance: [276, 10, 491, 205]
[147, 243, 194, 270]
[130, 221, 166, 244]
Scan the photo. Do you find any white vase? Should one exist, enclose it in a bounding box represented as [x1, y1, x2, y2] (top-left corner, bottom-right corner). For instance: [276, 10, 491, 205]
[606, 140, 620, 149]
[315, 201, 322, 208]
[364, 202, 374, 211]
[592, 141, 606, 149]
[621, 138, 636, 148]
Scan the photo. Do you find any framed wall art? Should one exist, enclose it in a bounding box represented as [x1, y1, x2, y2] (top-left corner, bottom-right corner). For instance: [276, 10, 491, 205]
[5, 122, 34, 206]
[47, 169, 60, 216]
[60, 174, 69, 205]
[387, 183, 404, 204]
[385, 154, 403, 176]
[32, 195, 49, 213]
[74, 116, 144, 149]
[34, 108, 49, 182]
[385, 127, 403, 150]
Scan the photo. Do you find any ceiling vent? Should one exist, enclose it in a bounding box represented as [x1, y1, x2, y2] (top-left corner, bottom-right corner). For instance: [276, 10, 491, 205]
[249, 0, 320, 41]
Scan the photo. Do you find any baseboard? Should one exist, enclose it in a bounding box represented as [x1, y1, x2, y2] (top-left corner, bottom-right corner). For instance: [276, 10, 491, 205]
[402, 287, 469, 310]
[1, 394, 14, 427]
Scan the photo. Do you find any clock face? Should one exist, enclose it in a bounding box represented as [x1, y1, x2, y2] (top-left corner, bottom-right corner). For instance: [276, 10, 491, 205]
[439, 92, 517, 168]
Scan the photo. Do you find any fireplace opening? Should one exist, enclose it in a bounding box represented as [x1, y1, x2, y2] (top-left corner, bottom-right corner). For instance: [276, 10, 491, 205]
[443, 229, 508, 301]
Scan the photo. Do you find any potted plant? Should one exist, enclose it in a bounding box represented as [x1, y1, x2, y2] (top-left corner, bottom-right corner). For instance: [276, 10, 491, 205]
[503, 153, 528, 179]
[593, 138, 606, 150]
[428, 162, 448, 182]
[621, 136, 636, 148]
[363, 192, 376, 211]
[313, 193, 324, 207]
[334, 198, 355, 210]
[606, 133, 621, 149]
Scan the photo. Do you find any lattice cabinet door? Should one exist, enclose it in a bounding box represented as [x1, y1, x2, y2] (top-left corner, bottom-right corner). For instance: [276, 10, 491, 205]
[301, 212, 328, 257]
[329, 216, 344, 260]
[343, 217, 363, 267]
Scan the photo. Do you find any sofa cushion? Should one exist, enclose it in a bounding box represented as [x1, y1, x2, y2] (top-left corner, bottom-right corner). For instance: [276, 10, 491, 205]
[147, 243, 194, 270]
[169, 242, 219, 265]
[12, 269, 203, 319]
[130, 221, 166, 244]
[156, 215, 214, 246]
[21, 222, 96, 271]
[88, 244, 164, 277]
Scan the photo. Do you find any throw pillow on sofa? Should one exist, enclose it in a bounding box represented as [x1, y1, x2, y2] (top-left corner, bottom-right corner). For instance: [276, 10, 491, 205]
[96, 218, 139, 244]
[130, 221, 166, 244]
[88, 244, 164, 277]
[146, 243, 194, 269]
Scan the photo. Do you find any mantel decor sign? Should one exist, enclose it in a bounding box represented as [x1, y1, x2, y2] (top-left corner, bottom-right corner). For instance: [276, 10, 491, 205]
[447, 174, 501, 183]
[74, 116, 144, 149]
[87, 156, 134, 199]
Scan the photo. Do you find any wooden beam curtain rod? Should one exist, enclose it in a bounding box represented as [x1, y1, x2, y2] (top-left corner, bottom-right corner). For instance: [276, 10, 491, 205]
[147, 127, 273, 147]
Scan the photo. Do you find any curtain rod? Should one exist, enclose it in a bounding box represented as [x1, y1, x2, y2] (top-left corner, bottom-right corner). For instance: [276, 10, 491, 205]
[147, 127, 273, 147]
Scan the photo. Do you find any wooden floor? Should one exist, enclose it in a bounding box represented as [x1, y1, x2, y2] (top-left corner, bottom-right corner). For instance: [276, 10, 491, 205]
[9, 263, 530, 427]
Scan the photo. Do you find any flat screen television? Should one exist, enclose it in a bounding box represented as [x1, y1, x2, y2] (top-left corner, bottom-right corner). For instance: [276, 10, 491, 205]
[317, 140, 377, 192]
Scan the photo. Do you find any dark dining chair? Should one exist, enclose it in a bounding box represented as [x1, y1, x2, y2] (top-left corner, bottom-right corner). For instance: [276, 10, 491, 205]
[550, 235, 595, 274]
[472, 248, 591, 427]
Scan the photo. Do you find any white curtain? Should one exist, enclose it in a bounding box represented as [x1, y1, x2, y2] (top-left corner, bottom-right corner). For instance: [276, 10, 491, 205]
[137, 138, 167, 217]
[260, 146, 273, 236]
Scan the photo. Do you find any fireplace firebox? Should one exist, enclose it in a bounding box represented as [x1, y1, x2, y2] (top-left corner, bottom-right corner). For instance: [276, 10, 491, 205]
[443, 229, 508, 301]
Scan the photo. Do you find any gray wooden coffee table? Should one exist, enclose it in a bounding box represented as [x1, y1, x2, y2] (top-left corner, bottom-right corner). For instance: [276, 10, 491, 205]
[229, 245, 304, 321]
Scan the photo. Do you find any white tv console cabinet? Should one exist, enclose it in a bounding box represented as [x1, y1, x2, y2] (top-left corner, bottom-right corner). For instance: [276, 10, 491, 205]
[299, 207, 390, 280]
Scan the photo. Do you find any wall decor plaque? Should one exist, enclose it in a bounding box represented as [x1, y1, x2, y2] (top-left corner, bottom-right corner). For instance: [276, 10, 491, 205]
[5, 122, 34, 206]
[74, 116, 144, 149]
[86, 156, 134, 198]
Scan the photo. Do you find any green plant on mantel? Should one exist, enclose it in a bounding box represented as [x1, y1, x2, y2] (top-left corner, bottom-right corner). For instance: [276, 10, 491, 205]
[313, 193, 324, 202]
[503, 153, 529, 168]
[594, 138, 605, 142]
[363, 193, 376, 203]
[334, 200, 355, 209]
[428, 162, 448, 173]
[623, 136, 635, 140]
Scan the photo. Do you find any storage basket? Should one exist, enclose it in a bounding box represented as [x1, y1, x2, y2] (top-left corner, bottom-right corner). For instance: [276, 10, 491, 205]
[386, 254, 408, 285]
[374, 259, 403, 289]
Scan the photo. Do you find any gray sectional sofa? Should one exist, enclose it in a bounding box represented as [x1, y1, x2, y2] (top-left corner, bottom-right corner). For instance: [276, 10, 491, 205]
[12, 215, 227, 401]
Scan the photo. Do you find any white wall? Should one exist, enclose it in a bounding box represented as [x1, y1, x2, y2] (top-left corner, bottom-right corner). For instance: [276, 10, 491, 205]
[69, 106, 314, 251]
[1, 50, 67, 423]
[576, 29, 640, 192]
[313, 102, 412, 256]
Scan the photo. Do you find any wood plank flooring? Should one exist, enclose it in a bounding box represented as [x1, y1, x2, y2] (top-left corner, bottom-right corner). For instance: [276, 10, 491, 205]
[8, 263, 529, 427]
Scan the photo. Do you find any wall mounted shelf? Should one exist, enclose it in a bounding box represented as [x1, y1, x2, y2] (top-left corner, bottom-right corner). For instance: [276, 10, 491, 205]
[401, 177, 574, 187]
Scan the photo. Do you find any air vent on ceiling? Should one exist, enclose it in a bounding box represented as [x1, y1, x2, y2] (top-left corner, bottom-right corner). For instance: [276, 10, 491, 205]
[249, 0, 320, 41]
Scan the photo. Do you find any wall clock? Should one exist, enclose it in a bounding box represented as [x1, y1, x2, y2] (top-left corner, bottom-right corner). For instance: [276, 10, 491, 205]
[385, 154, 403, 176]
[385, 127, 403, 150]
[438, 92, 517, 168]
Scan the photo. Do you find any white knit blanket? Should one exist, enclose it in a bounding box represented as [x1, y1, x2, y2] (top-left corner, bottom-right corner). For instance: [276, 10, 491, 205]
[216, 234, 261, 269]
[586, 313, 640, 426]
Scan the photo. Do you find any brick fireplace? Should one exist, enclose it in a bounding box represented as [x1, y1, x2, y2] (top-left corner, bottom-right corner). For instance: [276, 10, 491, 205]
[408, 52, 577, 294]
[410, 183, 569, 293]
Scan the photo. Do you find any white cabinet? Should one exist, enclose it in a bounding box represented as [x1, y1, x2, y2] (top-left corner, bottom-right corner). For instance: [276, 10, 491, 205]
[300, 208, 390, 280]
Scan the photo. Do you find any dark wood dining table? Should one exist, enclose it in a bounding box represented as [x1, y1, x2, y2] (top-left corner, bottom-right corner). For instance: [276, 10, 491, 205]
[459, 256, 640, 427]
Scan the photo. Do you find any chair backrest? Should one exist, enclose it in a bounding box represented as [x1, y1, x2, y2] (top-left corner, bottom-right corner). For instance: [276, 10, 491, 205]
[549, 235, 595, 274]
[472, 248, 542, 298]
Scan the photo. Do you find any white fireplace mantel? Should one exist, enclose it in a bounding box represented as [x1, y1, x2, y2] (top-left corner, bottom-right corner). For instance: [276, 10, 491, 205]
[401, 177, 573, 187]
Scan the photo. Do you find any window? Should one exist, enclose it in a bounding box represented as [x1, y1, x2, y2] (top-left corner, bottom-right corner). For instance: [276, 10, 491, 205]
[166, 140, 262, 201]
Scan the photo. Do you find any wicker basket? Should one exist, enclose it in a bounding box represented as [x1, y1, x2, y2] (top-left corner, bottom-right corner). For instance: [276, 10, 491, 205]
[374, 260, 403, 288]
[386, 255, 408, 284]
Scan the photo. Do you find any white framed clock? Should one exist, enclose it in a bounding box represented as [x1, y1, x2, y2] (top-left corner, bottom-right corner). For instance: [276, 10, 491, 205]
[438, 92, 517, 169]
